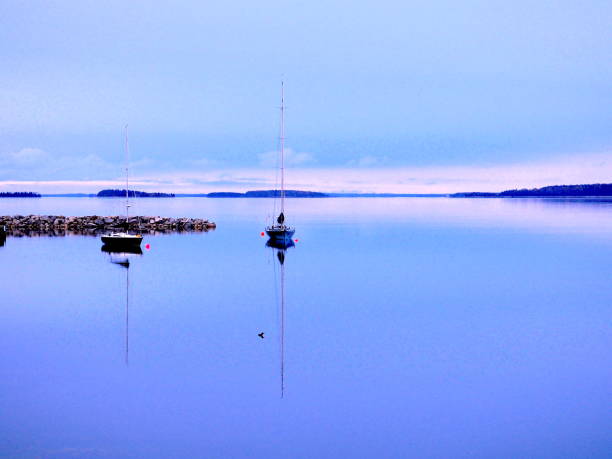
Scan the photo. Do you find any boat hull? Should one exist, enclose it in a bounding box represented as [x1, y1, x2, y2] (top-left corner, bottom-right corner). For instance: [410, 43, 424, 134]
[101, 234, 143, 250]
[266, 227, 295, 244]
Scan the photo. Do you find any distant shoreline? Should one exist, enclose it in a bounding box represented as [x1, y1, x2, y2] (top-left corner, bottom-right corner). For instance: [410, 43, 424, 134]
[4, 183, 612, 198]
[37, 190, 449, 198]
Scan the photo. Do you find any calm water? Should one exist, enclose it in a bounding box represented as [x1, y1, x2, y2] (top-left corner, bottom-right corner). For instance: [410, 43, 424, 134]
[1, 198, 611, 458]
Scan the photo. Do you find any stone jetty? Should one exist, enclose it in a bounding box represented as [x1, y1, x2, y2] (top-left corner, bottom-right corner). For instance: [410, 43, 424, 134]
[0, 215, 216, 235]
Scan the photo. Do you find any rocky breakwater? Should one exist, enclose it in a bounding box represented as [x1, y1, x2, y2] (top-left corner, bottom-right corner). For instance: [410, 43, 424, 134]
[0, 215, 216, 235]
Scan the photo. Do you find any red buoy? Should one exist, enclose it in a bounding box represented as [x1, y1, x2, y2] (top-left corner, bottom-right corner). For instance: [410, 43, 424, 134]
[260, 232, 265, 236]
[145, 243, 150, 250]
[294, 239, 298, 242]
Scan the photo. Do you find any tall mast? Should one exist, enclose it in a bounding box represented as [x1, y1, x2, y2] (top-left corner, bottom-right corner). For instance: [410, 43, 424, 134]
[124, 124, 130, 224]
[280, 82, 285, 219]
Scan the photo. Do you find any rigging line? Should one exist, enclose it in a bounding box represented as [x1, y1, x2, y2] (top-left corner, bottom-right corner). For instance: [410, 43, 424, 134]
[272, 103, 282, 221]
[280, 81, 285, 217]
[273, 140, 280, 221]
[125, 124, 130, 225]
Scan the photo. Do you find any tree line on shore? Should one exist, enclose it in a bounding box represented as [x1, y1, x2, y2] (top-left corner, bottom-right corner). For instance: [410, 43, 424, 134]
[452, 183, 612, 197]
[97, 189, 175, 198]
[0, 192, 41, 198]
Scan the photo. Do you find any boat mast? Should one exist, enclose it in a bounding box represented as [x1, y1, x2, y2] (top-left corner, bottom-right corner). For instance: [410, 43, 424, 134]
[124, 124, 130, 226]
[280, 82, 285, 221]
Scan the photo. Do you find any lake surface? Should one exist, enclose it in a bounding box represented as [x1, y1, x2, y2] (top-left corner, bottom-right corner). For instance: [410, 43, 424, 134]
[1, 197, 611, 458]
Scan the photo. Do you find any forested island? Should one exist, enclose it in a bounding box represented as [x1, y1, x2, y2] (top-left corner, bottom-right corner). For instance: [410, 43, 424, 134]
[97, 189, 175, 198]
[451, 183, 612, 198]
[0, 192, 41, 198]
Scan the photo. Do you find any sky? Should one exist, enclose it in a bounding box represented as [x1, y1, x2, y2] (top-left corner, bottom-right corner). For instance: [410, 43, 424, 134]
[0, 0, 611, 193]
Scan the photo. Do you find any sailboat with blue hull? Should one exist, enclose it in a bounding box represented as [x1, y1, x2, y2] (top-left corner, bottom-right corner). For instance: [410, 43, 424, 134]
[266, 212, 295, 245]
[265, 82, 295, 245]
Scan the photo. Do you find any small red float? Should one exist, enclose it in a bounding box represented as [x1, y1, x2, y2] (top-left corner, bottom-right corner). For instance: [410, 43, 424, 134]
[145, 243, 150, 250]
[260, 232, 265, 236]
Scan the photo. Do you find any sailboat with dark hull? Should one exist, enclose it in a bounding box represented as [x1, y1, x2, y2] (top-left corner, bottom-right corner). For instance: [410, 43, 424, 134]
[266, 212, 295, 244]
[265, 82, 295, 246]
[101, 125, 143, 250]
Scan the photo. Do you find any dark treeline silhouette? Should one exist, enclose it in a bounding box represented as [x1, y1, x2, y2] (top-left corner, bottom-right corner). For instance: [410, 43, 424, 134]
[452, 183, 612, 198]
[0, 192, 41, 198]
[499, 184, 612, 197]
[97, 189, 175, 198]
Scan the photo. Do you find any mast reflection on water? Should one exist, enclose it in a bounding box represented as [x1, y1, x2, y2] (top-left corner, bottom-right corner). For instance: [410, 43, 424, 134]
[266, 239, 295, 398]
[102, 245, 143, 365]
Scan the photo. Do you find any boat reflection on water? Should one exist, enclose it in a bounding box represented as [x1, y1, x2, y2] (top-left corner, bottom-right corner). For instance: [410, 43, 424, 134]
[102, 244, 143, 267]
[102, 244, 142, 364]
[266, 238, 294, 398]
[266, 238, 295, 252]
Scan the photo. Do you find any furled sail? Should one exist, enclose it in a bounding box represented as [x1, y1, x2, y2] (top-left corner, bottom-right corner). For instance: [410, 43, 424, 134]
[277, 212, 285, 225]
